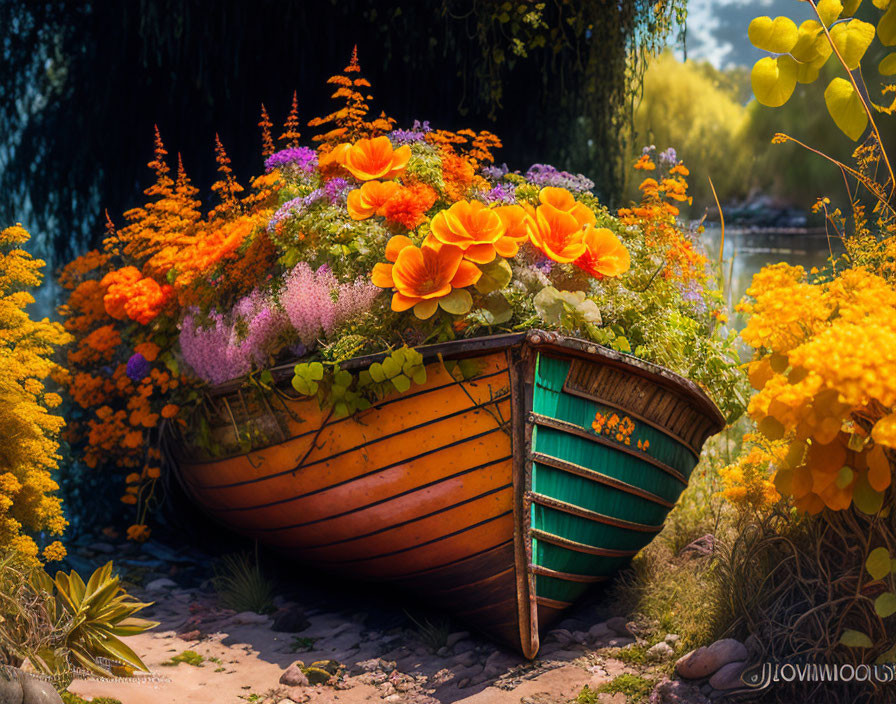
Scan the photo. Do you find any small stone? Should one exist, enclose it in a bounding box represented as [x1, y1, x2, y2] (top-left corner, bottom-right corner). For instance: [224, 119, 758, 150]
[280, 661, 310, 687]
[650, 678, 710, 704]
[676, 639, 749, 679]
[436, 646, 450, 657]
[646, 642, 674, 662]
[277, 699, 297, 704]
[457, 678, 470, 689]
[596, 693, 626, 704]
[572, 630, 589, 644]
[0, 672, 23, 704]
[272, 605, 310, 633]
[588, 622, 612, 640]
[179, 629, 201, 641]
[145, 577, 178, 592]
[547, 628, 573, 645]
[384, 695, 401, 702]
[231, 611, 270, 625]
[665, 634, 680, 647]
[605, 616, 629, 635]
[709, 660, 747, 691]
[19, 675, 62, 704]
[445, 631, 470, 649]
[606, 637, 635, 648]
[452, 651, 476, 667]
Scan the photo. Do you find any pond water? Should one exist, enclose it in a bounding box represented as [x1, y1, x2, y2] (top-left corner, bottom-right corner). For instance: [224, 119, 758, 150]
[700, 226, 839, 308]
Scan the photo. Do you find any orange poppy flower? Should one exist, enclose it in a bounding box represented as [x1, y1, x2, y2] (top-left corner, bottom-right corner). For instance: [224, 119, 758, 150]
[575, 227, 631, 278]
[524, 187, 596, 263]
[161, 404, 180, 419]
[332, 136, 411, 181]
[347, 180, 401, 220]
[371, 236, 481, 319]
[427, 200, 526, 264]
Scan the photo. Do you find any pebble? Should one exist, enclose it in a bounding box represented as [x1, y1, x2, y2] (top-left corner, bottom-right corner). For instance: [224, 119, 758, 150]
[606, 637, 635, 648]
[452, 651, 477, 667]
[272, 605, 310, 633]
[605, 616, 629, 635]
[650, 678, 710, 704]
[0, 672, 22, 704]
[279, 661, 310, 687]
[665, 633, 680, 647]
[457, 678, 470, 689]
[145, 577, 178, 592]
[19, 675, 62, 704]
[708, 660, 747, 690]
[646, 641, 674, 662]
[676, 639, 748, 680]
[445, 631, 470, 649]
[588, 622, 612, 640]
[547, 628, 573, 645]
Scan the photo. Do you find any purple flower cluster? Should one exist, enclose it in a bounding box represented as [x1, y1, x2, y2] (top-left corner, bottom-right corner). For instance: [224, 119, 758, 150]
[659, 147, 678, 166]
[179, 291, 289, 385]
[680, 280, 707, 314]
[525, 164, 594, 192]
[324, 177, 351, 204]
[281, 263, 380, 346]
[482, 182, 517, 204]
[481, 163, 511, 181]
[389, 120, 432, 145]
[126, 353, 151, 382]
[265, 146, 318, 174]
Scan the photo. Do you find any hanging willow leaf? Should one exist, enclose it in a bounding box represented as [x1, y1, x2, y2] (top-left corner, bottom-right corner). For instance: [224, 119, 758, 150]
[824, 77, 869, 140]
[752, 56, 799, 107]
[748, 16, 799, 53]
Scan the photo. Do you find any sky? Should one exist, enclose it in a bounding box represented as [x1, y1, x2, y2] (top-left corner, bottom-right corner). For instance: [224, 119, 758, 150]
[685, 0, 815, 68]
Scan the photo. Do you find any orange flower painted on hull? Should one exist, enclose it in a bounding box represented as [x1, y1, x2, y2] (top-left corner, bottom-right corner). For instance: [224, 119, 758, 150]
[347, 180, 401, 220]
[575, 228, 631, 279]
[371, 236, 481, 319]
[328, 136, 411, 181]
[427, 200, 528, 263]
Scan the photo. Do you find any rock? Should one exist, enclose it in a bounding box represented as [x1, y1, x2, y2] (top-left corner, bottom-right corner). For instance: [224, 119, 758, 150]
[445, 631, 470, 649]
[280, 661, 310, 687]
[272, 605, 310, 633]
[19, 676, 62, 704]
[646, 642, 675, 662]
[547, 628, 573, 645]
[354, 658, 396, 674]
[0, 671, 23, 704]
[596, 694, 626, 704]
[676, 639, 748, 679]
[651, 678, 710, 704]
[664, 634, 680, 647]
[606, 637, 635, 648]
[588, 622, 612, 640]
[145, 577, 178, 592]
[605, 616, 629, 635]
[572, 630, 589, 644]
[457, 678, 470, 689]
[452, 651, 477, 667]
[708, 660, 747, 691]
[231, 611, 271, 625]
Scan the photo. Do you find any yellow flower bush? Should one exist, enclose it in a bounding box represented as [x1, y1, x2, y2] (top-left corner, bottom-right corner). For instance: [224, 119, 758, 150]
[0, 224, 70, 562]
[738, 261, 896, 514]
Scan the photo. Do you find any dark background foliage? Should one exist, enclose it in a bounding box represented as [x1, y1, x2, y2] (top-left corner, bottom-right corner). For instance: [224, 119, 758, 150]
[0, 0, 684, 271]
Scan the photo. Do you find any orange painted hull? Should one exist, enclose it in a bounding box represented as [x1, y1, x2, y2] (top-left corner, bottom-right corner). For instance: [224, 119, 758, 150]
[168, 332, 724, 657]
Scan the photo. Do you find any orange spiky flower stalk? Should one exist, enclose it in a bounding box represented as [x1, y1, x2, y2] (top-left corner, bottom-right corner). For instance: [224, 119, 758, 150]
[210, 135, 244, 219]
[146, 125, 173, 199]
[308, 45, 395, 147]
[279, 92, 302, 148]
[259, 104, 276, 157]
[102, 209, 119, 254]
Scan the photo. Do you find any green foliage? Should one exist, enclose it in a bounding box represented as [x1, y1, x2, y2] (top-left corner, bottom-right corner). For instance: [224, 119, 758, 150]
[405, 611, 452, 652]
[292, 346, 427, 418]
[578, 674, 654, 703]
[162, 650, 205, 667]
[289, 636, 317, 653]
[212, 552, 275, 616]
[61, 694, 122, 704]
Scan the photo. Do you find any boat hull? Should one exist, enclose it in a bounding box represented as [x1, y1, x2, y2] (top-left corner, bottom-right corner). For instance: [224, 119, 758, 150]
[168, 331, 724, 657]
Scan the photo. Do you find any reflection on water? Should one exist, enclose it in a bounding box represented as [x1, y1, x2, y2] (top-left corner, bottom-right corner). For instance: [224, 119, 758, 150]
[700, 226, 841, 308]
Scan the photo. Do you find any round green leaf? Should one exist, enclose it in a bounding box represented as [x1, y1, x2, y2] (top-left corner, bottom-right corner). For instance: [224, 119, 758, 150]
[824, 77, 869, 140]
[867, 546, 893, 580]
[391, 373, 411, 393]
[474, 258, 512, 294]
[853, 471, 884, 514]
[438, 288, 473, 315]
[880, 53, 896, 74]
[840, 629, 874, 648]
[876, 593, 896, 618]
[830, 19, 875, 69]
[759, 415, 786, 441]
[748, 16, 799, 53]
[835, 465, 855, 489]
[368, 362, 386, 383]
[308, 362, 324, 381]
[880, 5, 896, 46]
[381, 356, 401, 379]
[752, 56, 799, 107]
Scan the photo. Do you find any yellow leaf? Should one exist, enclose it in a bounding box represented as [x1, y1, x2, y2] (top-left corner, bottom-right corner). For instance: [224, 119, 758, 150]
[818, 0, 844, 26]
[752, 56, 799, 107]
[748, 16, 800, 53]
[824, 77, 869, 140]
[843, 0, 863, 13]
[873, 0, 892, 9]
[830, 19, 876, 69]
[880, 4, 896, 46]
[880, 53, 896, 74]
[791, 20, 827, 64]
[868, 444, 892, 491]
[873, 413, 896, 446]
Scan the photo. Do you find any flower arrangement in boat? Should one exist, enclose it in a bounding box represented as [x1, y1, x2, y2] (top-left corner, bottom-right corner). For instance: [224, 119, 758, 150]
[59, 49, 741, 539]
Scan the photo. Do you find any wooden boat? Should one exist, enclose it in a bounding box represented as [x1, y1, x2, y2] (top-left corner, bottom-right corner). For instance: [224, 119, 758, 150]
[166, 330, 724, 658]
